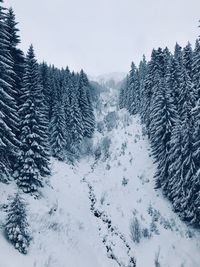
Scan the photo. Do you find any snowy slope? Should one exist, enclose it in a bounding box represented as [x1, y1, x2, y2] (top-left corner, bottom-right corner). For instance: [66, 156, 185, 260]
[0, 87, 200, 267]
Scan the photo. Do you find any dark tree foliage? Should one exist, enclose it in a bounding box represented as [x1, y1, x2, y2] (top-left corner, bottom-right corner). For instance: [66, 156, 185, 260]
[0, 0, 96, 253]
[49, 100, 66, 160]
[119, 37, 200, 227]
[5, 193, 30, 254]
[16, 45, 50, 193]
[0, 2, 19, 182]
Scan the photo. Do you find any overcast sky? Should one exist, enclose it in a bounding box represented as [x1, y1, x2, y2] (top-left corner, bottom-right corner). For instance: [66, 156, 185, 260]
[4, 0, 200, 76]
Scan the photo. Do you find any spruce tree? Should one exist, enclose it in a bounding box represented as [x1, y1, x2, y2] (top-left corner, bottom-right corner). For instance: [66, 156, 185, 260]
[39, 62, 52, 121]
[78, 70, 95, 138]
[5, 192, 30, 254]
[16, 45, 50, 193]
[183, 42, 193, 79]
[49, 100, 66, 160]
[69, 75, 84, 156]
[192, 39, 200, 98]
[0, 1, 19, 181]
[167, 121, 183, 202]
[137, 56, 147, 114]
[175, 100, 196, 219]
[150, 76, 177, 189]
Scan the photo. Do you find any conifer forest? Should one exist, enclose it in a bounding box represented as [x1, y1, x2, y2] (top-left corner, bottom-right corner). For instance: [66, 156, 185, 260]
[1, 1, 200, 266]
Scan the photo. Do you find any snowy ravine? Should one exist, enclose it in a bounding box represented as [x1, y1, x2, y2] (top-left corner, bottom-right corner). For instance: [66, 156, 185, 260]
[0, 87, 200, 267]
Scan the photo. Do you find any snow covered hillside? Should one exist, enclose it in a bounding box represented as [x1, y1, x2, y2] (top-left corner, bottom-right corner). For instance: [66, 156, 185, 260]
[0, 87, 200, 267]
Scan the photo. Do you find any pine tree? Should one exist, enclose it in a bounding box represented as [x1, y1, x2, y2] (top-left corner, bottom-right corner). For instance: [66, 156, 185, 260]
[138, 56, 147, 114]
[0, 1, 19, 182]
[175, 100, 196, 219]
[183, 42, 193, 79]
[141, 49, 162, 134]
[119, 77, 129, 109]
[49, 100, 66, 160]
[192, 39, 200, 98]
[39, 62, 52, 121]
[192, 99, 200, 169]
[16, 45, 50, 193]
[167, 56, 182, 108]
[5, 192, 30, 254]
[178, 69, 195, 119]
[167, 120, 183, 202]
[69, 75, 84, 156]
[174, 43, 183, 66]
[150, 76, 177, 189]
[78, 70, 95, 138]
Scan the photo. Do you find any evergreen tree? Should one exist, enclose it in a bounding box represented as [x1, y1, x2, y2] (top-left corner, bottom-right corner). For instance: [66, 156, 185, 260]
[138, 55, 147, 114]
[119, 77, 129, 109]
[192, 39, 200, 98]
[141, 49, 161, 133]
[174, 43, 183, 66]
[119, 23, 200, 228]
[150, 77, 177, 188]
[183, 42, 193, 78]
[178, 69, 195, 119]
[49, 100, 66, 160]
[16, 45, 50, 193]
[175, 100, 196, 218]
[167, 120, 183, 202]
[192, 99, 200, 169]
[127, 62, 138, 114]
[5, 192, 30, 254]
[69, 75, 84, 155]
[0, 1, 19, 182]
[39, 62, 52, 121]
[78, 70, 95, 138]
[167, 56, 182, 108]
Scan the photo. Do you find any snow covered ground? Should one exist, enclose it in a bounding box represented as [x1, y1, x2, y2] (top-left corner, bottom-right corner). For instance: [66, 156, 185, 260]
[0, 87, 200, 267]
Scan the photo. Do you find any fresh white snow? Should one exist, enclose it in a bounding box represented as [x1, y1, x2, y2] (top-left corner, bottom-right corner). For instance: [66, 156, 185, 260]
[0, 87, 200, 267]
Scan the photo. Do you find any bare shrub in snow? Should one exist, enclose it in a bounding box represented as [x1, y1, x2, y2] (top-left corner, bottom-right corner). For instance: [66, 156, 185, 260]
[79, 137, 94, 156]
[122, 176, 129, 186]
[154, 248, 161, 267]
[152, 210, 161, 222]
[150, 219, 159, 235]
[106, 164, 111, 170]
[104, 111, 119, 131]
[185, 229, 195, 238]
[94, 146, 101, 161]
[160, 216, 173, 230]
[5, 193, 31, 254]
[48, 221, 60, 231]
[97, 121, 105, 133]
[121, 112, 131, 127]
[101, 136, 112, 160]
[148, 203, 154, 216]
[130, 217, 141, 244]
[148, 204, 161, 222]
[142, 227, 151, 239]
[100, 192, 107, 205]
[121, 141, 127, 155]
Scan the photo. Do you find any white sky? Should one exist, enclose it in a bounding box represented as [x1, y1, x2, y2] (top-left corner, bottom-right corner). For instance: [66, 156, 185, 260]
[4, 0, 200, 76]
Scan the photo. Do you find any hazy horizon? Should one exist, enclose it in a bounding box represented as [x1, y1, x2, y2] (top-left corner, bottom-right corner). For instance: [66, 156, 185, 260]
[4, 0, 200, 76]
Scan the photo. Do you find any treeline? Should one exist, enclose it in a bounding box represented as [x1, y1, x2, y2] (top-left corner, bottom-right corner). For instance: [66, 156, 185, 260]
[1, 1, 95, 253]
[119, 37, 200, 226]
[0, 1, 95, 193]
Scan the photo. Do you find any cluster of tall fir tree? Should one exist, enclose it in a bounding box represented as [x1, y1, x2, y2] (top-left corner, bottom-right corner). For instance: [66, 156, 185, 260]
[0, 0, 95, 253]
[119, 38, 200, 227]
[0, 1, 95, 193]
